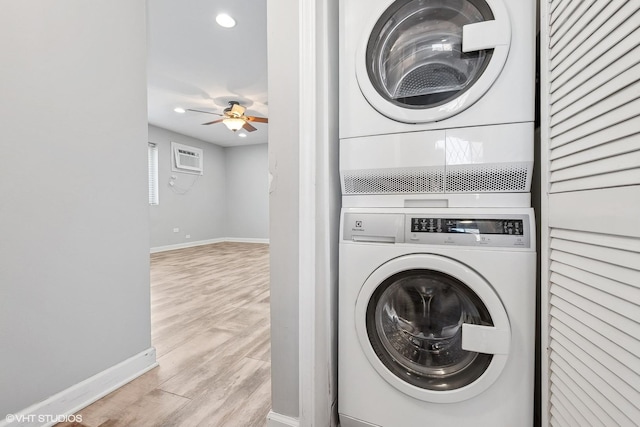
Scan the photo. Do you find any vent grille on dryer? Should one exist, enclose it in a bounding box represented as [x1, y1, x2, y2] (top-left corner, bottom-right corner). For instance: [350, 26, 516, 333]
[342, 163, 531, 195]
[342, 167, 445, 194]
[445, 164, 530, 192]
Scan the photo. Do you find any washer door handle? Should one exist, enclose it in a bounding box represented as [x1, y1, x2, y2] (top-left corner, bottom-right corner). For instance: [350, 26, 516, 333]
[463, 20, 510, 52]
[461, 323, 510, 355]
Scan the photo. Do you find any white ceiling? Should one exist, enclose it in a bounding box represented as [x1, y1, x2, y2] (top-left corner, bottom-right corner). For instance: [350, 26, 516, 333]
[146, 0, 268, 147]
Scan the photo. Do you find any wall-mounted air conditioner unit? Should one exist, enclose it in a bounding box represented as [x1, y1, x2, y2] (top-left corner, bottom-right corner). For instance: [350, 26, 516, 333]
[171, 142, 203, 175]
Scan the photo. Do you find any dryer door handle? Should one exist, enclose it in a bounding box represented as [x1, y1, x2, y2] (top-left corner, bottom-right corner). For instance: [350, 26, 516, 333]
[462, 20, 510, 52]
[461, 323, 510, 355]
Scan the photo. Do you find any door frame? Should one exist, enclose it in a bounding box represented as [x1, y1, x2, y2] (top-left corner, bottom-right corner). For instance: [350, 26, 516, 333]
[298, 0, 340, 426]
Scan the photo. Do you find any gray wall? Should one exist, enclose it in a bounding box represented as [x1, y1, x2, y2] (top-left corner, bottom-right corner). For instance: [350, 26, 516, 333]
[0, 0, 151, 416]
[267, 0, 300, 419]
[148, 125, 227, 248]
[148, 125, 269, 248]
[225, 144, 269, 240]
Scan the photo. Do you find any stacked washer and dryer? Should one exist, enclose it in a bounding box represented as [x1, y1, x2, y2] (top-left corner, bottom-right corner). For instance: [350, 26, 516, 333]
[338, 1, 536, 426]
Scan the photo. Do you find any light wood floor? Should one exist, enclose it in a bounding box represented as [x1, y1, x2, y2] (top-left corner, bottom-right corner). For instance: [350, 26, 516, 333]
[58, 242, 271, 427]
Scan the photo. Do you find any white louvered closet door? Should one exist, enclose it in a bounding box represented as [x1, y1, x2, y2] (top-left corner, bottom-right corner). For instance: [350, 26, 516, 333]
[540, 1, 640, 426]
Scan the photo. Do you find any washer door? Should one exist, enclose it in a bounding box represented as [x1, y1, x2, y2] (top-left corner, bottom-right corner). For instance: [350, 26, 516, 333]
[356, 0, 511, 123]
[355, 254, 510, 403]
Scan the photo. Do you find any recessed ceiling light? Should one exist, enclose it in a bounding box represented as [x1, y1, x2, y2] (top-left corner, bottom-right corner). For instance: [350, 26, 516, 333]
[174, 107, 186, 113]
[238, 132, 247, 138]
[216, 13, 236, 28]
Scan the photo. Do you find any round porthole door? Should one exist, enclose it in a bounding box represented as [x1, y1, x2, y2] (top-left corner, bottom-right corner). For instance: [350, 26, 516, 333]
[355, 0, 511, 123]
[354, 254, 511, 403]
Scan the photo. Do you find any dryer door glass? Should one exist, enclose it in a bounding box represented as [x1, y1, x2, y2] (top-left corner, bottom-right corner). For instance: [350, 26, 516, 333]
[367, 0, 494, 108]
[366, 269, 493, 390]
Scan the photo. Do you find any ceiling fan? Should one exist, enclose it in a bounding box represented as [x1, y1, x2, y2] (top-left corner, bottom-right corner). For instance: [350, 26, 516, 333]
[187, 101, 268, 132]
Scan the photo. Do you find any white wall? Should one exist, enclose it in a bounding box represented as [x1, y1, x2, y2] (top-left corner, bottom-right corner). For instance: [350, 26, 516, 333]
[225, 144, 269, 240]
[0, 0, 152, 417]
[148, 125, 227, 248]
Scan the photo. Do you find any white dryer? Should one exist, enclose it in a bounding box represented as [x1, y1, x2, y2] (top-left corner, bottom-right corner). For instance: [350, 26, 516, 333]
[339, 207, 536, 427]
[339, 0, 536, 206]
[339, 0, 535, 138]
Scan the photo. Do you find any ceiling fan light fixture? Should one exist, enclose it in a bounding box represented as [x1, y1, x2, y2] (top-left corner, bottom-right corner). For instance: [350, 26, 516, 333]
[223, 117, 245, 131]
[215, 13, 236, 28]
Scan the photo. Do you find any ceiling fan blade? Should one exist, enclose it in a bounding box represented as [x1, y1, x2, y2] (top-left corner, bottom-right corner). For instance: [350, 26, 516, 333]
[186, 108, 223, 116]
[246, 116, 268, 123]
[201, 118, 225, 125]
[242, 122, 257, 132]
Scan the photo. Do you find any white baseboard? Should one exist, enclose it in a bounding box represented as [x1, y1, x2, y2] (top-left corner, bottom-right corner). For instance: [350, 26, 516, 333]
[225, 237, 270, 244]
[150, 237, 269, 253]
[0, 348, 157, 427]
[150, 238, 226, 253]
[267, 411, 299, 427]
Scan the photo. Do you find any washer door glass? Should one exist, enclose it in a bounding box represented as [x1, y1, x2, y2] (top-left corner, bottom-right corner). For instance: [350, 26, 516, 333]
[367, 0, 494, 108]
[366, 269, 493, 390]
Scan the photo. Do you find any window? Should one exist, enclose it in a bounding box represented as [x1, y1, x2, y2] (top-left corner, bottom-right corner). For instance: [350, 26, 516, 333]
[148, 142, 159, 205]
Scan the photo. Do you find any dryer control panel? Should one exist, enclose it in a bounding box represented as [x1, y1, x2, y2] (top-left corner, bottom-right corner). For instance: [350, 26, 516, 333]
[343, 212, 532, 249]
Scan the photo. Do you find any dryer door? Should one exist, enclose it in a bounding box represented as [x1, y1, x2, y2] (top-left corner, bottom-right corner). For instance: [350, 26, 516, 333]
[356, 0, 511, 123]
[355, 254, 510, 403]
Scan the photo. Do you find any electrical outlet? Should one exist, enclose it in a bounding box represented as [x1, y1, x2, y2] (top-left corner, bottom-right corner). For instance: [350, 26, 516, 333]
[185, 234, 191, 239]
[173, 228, 179, 233]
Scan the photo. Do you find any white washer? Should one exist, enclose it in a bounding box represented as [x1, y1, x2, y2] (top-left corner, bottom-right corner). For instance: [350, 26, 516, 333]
[339, 0, 535, 138]
[339, 207, 535, 427]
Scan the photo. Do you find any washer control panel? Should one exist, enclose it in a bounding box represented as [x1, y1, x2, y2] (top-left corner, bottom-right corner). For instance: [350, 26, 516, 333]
[407, 216, 529, 248]
[410, 218, 523, 235]
[343, 212, 532, 248]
